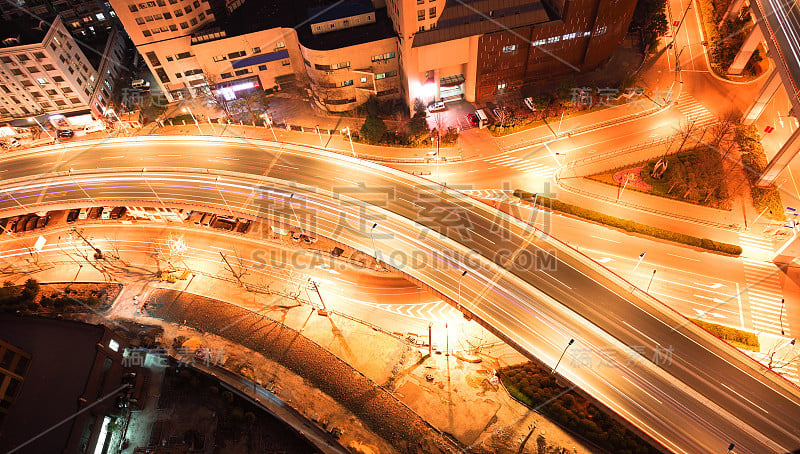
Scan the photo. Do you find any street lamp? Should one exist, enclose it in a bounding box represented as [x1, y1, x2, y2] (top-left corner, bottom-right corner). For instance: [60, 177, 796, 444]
[726, 443, 735, 454]
[261, 113, 278, 142]
[182, 106, 203, 134]
[646, 269, 657, 292]
[457, 270, 468, 309]
[315, 125, 324, 148]
[552, 338, 574, 375]
[780, 298, 786, 335]
[73, 229, 103, 260]
[341, 126, 357, 158]
[29, 116, 56, 143]
[631, 252, 646, 279]
[369, 223, 378, 260]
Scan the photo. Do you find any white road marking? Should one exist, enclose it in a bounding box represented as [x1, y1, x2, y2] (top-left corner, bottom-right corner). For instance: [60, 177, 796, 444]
[590, 235, 621, 243]
[666, 253, 701, 261]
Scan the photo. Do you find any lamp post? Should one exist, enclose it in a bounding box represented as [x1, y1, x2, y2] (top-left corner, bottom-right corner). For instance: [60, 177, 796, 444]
[726, 443, 735, 454]
[73, 229, 102, 260]
[342, 126, 357, 158]
[457, 270, 468, 309]
[182, 106, 203, 134]
[369, 223, 378, 260]
[631, 252, 646, 279]
[288, 193, 304, 235]
[647, 269, 657, 292]
[552, 338, 574, 375]
[315, 125, 324, 148]
[780, 298, 786, 335]
[29, 116, 56, 143]
[261, 113, 278, 142]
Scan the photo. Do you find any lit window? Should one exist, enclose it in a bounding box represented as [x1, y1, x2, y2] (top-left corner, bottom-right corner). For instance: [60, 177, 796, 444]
[108, 339, 119, 352]
[35, 78, 47, 85]
[360, 77, 367, 83]
[502, 45, 516, 53]
[497, 83, 506, 90]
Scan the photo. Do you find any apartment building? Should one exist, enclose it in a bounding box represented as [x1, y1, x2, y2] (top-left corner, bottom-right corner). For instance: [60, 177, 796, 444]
[0, 0, 117, 37]
[385, 0, 637, 106]
[0, 16, 102, 121]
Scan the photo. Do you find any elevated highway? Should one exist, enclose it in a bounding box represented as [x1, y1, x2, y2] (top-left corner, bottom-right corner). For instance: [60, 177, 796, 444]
[1, 137, 799, 453]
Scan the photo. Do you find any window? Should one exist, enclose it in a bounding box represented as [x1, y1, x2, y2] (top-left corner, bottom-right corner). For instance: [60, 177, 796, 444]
[190, 17, 198, 25]
[371, 52, 395, 62]
[33, 52, 45, 60]
[174, 8, 183, 16]
[69, 97, 81, 103]
[375, 71, 396, 79]
[164, 11, 172, 19]
[146, 51, 161, 67]
[330, 23, 335, 29]
[213, 55, 227, 62]
[175, 72, 182, 78]
[221, 72, 232, 79]
[26, 66, 39, 73]
[153, 13, 163, 20]
[502, 45, 517, 53]
[227, 50, 245, 59]
[62, 87, 72, 93]
[417, 9, 424, 20]
[341, 79, 353, 86]
[142, 30, 151, 36]
[417, 0, 423, 3]
[184, 5, 191, 13]
[129, 4, 138, 12]
[10, 68, 22, 76]
[169, 24, 177, 31]
[258, 64, 267, 70]
[234, 68, 249, 76]
[53, 76, 64, 82]
[418, 25, 425, 32]
[155, 67, 170, 83]
[20, 80, 34, 87]
[55, 99, 67, 106]
[360, 77, 367, 83]
[275, 41, 285, 49]
[282, 59, 290, 66]
[429, 7, 436, 18]
[176, 51, 192, 59]
[497, 82, 506, 90]
[184, 68, 202, 76]
[96, 12, 106, 20]
[31, 91, 43, 97]
[109, 339, 120, 352]
[193, 0, 200, 7]
[76, 77, 83, 85]
[0, 56, 11, 63]
[198, 12, 205, 20]
[17, 54, 29, 62]
[145, 15, 154, 21]
[35, 78, 47, 85]
[136, 17, 145, 24]
[180, 22, 188, 29]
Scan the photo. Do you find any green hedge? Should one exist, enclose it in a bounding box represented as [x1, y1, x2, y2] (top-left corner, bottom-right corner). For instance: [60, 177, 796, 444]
[500, 362, 662, 454]
[691, 319, 760, 351]
[513, 190, 742, 255]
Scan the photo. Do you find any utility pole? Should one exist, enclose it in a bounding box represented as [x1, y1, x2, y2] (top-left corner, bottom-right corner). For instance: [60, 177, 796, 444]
[219, 252, 244, 287]
[309, 279, 328, 315]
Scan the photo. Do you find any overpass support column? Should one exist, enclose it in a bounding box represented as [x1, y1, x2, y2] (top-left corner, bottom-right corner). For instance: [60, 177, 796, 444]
[742, 69, 783, 125]
[718, 0, 746, 27]
[728, 26, 764, 75]
[756, 126, 800, 186]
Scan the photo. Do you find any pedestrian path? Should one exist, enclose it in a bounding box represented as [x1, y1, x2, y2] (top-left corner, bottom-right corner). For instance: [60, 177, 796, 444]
[741, 257, 785, 336]
[674, 92, 716, 126]
[482, 155, 555, 178]
[738, 232, 776, 261]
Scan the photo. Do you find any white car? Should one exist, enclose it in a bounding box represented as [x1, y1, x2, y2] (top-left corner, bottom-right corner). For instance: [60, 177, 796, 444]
[523, 97, 536, 111]
[427, 101, 446, 113]
[131, 79, 150, 90]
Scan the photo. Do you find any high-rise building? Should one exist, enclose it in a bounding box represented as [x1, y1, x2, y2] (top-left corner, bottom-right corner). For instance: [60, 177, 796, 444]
[0, 0, 116, 37]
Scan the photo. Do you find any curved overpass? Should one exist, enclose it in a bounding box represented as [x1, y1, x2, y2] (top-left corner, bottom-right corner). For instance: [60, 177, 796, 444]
[1, 136, 799, 453]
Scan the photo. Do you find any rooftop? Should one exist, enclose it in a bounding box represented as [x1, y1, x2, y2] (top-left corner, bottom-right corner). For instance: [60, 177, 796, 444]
[412, 0, 553, 47]
[214, 0, 306, 38]
[0, 18, 50, 47]
[307, 0, 374, 24]
[297, 7, 396, 51]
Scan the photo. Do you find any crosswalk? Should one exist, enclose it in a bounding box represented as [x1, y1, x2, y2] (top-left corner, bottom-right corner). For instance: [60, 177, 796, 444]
[674, 92, 716, 126]
[738, 232, 776, 261]
[740, 257, 785, 336]
[483, 154, 555, 178]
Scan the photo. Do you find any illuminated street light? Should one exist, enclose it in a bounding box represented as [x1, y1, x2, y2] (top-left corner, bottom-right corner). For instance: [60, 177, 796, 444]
[630, 252, 646, 280]
[369, 223, 378, 260]
[341, 126, 357, 158]
[260, 112, 278, 142]
[315, 125, 324, 148]
[103, 107, 129, 135]
[727, 443, 735, 453]
[182, 106, 203, 134]
[457, 269, 468, 310]
[552, 338, 574, 375]
[28, 116, 56, 143]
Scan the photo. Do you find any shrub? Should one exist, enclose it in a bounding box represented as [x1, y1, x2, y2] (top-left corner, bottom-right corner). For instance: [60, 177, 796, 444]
[691, 319, 760, 350]
[360, 115, 387, 143]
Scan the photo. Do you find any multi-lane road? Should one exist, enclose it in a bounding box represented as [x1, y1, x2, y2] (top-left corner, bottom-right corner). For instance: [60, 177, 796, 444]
[0, 137, 799, 452]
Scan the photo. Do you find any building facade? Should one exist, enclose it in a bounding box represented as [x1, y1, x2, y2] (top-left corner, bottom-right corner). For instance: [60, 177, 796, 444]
[0, 0, 116, 37]
[0, 16, 101, 121]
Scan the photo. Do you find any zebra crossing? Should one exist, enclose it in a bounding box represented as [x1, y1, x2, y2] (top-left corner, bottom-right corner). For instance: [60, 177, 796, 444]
[674, 92, 716, 126]
[738, 232, 776, 261]
[483, 154, 555, 178]
[740, 257, 785, 336]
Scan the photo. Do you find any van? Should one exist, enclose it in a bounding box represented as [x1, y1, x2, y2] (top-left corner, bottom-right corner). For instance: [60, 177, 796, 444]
[83, 122, 105, 134]
[475, 109, 489, 129]
[131, 79, 150, 90]
[78, 208, 88, 220]
[101, 207, 112, 220]
[427, 101, 446, 113]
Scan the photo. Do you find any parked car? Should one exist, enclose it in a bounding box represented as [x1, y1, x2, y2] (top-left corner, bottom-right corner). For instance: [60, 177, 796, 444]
[78, 208, 89, 220]
[88, 207, 102, 219]
[5, 216, 19, 233]
[523, 97, 536, 111]
[24, 215, 38, 231]
[14, 215, 29, 233]
[466, 113, 479, 127]
[427, 100, 446, 113]
[36, 215, 49, 229]
[56, 129, 74, 138]
[110, 207, 127, 219]
[211, 217, 235, 231]
[67, 209, 80, 223]
[0, 218, 8, 233]
[235, 219, 251, 234]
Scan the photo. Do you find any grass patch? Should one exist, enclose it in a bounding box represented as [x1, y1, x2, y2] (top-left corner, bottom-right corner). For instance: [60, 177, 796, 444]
[734, 125, 785, 221]
[500, 361, 662, 454]
[640, 147, 730, 209]
[691, 319, 760, 351]
[513, 190, 743, 255]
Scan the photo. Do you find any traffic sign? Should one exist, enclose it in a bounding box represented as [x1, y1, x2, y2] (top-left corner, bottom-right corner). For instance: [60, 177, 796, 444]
[673, 20, 680, 26]
[765, 126, 775, 133]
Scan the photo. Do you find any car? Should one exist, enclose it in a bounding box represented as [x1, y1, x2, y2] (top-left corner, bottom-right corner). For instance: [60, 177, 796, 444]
[67, 209, 80, 223]
[5, 216, 19, 233]
[199, 213, 215, 227]
[523, 97, 536, 111]
[56, 129, 74, 138]
[0, 218, 7, 233]
[100, 207, 112, 220]
[14, 215, 29, 233]
[110, 207, 127, 219]
[466, 113, 479, 127]
[235, 219, 251, 233]
[211, 217, 235, 231]
[131, 79, 150, 90]
[36, 215, 49, 229]
[78, 208, 89, 220]
[88, 207, 102, 219]
[427, 101, 446, 113]
[24, 215, 38, 231]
